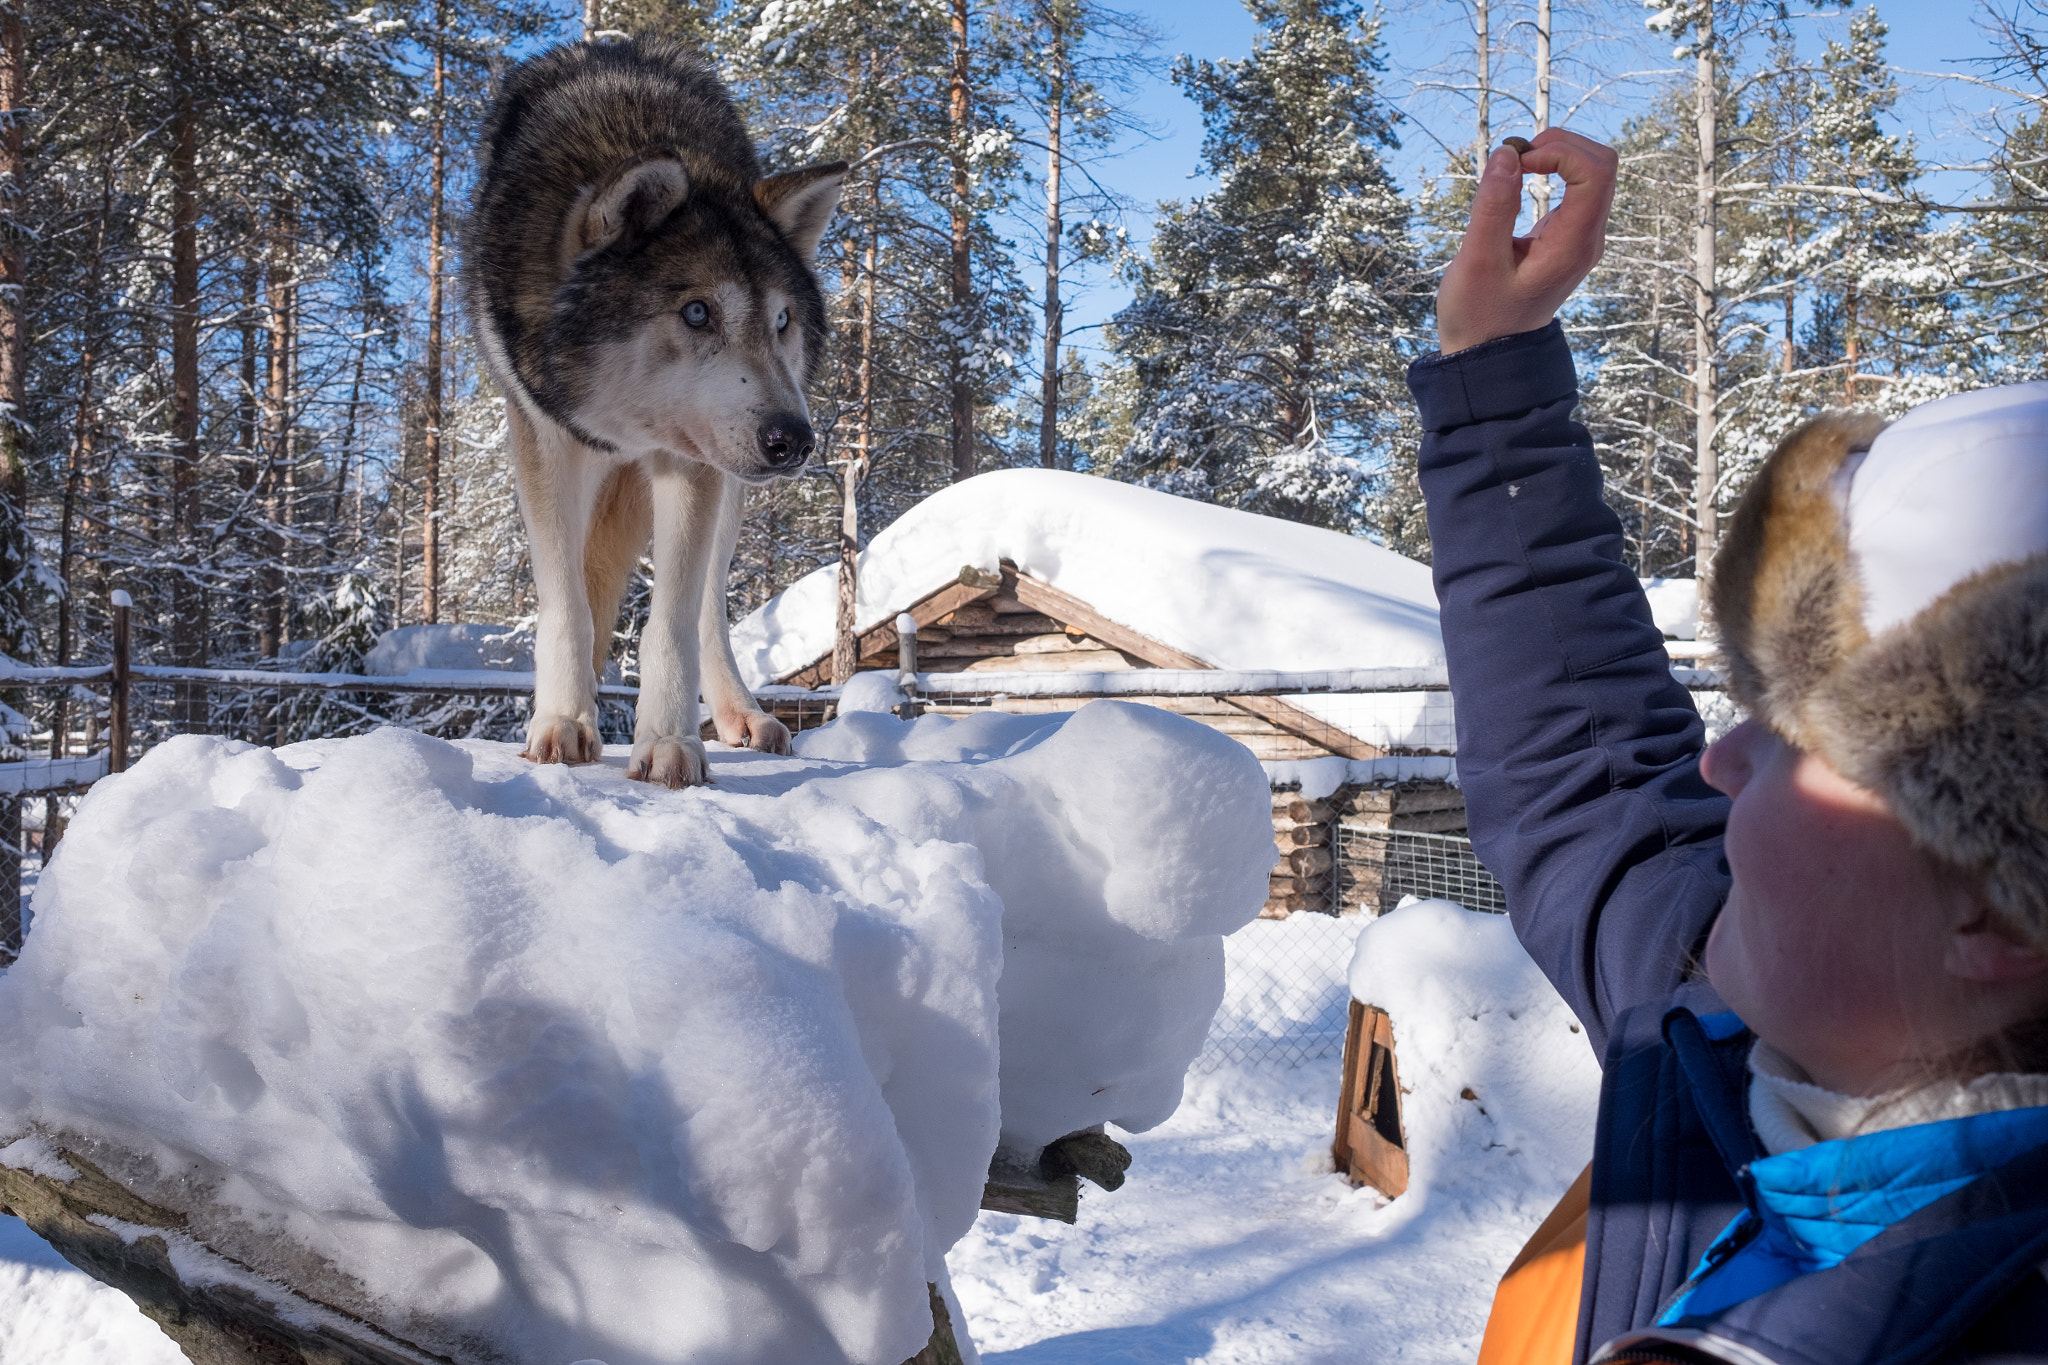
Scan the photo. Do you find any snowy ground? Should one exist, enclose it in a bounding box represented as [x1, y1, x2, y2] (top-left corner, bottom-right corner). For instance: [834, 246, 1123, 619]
[2, 903, 1600, 1365]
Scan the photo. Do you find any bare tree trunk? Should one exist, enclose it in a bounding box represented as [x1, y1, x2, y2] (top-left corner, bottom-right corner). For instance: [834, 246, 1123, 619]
[393, 482, 406, 624]
[423, 0, 448, 624]
[947, 0, 975, 482]
[583, 0, 600, 38]
[259, 205, 295, 662]
[170, 0, 207, 725]
[54, 168, 114, 783]
[1642, 284, 1664, 575]
[0, 0, 27, 662]
[333, 316, 369, 541]
[1473, 0, 1490, 165]
[1038, 4, 1065, 470]
[239, 264, 259, 471]
[833, 202, 879, 686]
[1843, 281, 1859, 396]
[1691, 19, 1719, 575]
[1530, 0, 1551, 218]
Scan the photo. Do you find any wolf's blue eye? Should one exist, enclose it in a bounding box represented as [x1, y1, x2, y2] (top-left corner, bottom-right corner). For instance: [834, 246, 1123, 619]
[682, 301, 711, 328]
[775, 308, 790, 333]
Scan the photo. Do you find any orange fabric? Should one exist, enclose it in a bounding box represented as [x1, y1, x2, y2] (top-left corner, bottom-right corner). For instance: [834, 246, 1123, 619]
[1477, 1162, 1592, 1365]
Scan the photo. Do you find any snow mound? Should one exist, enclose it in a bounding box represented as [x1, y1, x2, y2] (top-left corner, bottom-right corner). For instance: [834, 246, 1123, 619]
[0, 701, 1272, 1365]
[732, 470, 1444, 686]
[1349, 899, 1599, 1202]
[1643, 577, 1699, 640]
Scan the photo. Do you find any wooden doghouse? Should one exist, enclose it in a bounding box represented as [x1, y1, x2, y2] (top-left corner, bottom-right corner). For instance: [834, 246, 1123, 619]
[1332, 1001, 1409, 1197]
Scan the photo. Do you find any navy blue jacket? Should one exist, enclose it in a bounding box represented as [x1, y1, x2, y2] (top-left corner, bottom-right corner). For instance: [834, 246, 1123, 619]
[1406, 323, 2048, 1364]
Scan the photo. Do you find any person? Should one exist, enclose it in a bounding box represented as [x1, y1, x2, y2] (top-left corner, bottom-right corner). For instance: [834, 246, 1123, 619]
[1410, 128, 2048, 1364]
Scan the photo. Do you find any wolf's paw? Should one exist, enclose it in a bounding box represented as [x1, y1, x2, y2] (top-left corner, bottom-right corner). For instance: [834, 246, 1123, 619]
[716, 709, 792, 755]
[524, 714, 601, 765]
[628, 735, 709, 789]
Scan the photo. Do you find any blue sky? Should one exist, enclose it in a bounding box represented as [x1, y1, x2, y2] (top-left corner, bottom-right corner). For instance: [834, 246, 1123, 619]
[1045, 0, 2021, 353]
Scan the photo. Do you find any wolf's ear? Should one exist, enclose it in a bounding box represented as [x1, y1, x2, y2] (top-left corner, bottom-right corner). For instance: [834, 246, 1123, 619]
[755, 162, 848, 264]
[578, 155, 690, 254]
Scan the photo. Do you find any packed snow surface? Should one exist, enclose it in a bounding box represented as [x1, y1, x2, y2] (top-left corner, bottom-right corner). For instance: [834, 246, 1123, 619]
[2, 901, 1603, 1364]
[0, 701, 1271, 1365]
[953, 898, 1602, 1360]
[732, 469, 1444, 682]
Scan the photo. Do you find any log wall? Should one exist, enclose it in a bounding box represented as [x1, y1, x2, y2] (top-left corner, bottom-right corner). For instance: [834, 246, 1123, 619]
[1260, 780, 1469, 920]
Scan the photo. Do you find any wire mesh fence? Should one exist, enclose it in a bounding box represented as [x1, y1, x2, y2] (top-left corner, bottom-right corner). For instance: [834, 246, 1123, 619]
[1336, 828, 1507, 915]
[1194, 831, 1506, 1072]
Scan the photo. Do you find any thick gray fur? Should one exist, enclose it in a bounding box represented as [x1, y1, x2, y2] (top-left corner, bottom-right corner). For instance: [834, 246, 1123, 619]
[460, 38, 846, 786]
[464, 39, 828, 446]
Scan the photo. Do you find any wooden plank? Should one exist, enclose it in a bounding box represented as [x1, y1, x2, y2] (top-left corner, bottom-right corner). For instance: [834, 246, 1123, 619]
[980, 1147, 1079, 1224]
[1224, 695, 1385, 761]
[958, 650, 1137, 674]
[1340, 809, 1468, 835]
[1005, 566, 1384, 761]
[1237, 734, 1348, 762]
[1332, 1000, 1366, 1170]
[778, 569, 1004, 687]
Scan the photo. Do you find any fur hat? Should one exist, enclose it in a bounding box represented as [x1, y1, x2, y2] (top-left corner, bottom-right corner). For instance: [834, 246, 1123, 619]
[1708, 386, 2048, 945]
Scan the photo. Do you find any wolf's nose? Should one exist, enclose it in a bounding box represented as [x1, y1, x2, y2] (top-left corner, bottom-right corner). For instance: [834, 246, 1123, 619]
[757, 415, 814, 471]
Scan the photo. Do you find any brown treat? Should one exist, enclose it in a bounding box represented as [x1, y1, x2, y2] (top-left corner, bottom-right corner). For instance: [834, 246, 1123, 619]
[1501, 136, 1531, 154]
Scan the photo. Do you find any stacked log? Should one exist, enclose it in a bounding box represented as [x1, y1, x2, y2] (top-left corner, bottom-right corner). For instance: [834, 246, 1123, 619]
[1263, 790, 1335, 918]
[1331, 781, 1468, 917]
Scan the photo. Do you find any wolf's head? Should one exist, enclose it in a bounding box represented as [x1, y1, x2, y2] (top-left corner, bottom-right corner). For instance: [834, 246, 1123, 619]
[539, 155, 845, 482]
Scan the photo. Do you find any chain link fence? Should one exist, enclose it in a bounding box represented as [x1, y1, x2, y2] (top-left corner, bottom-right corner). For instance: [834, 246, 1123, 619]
[1194, 831, 1506, 1072]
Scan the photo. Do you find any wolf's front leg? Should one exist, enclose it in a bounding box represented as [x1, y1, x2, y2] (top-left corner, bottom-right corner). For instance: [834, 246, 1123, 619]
[631, 458, 727, 788]
[512, 408, 608, 764]
[699, 474, 791, 755]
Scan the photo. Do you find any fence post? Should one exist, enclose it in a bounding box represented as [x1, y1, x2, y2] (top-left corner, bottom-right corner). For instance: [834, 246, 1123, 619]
[109, 589, 130, 773]
[894, 612, 924, 720]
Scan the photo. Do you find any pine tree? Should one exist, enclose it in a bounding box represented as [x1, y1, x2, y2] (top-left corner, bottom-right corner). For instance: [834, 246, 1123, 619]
[991, 0, 1153, 471]
[1103, 0, 1424, 533]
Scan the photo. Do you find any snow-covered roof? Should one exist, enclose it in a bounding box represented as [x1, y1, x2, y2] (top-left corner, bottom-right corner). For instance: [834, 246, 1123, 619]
[733, 469, 1444, 687]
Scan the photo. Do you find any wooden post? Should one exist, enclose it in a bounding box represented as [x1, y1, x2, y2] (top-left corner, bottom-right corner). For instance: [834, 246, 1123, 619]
[0, 795, 16, 962]
[894, 611, 924, 719]
[903, 1282, 965, 1365]
[109, 589, 129, 773]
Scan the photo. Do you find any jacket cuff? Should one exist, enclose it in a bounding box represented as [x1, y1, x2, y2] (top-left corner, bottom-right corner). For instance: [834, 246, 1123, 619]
[1405, 320, 1577, 433]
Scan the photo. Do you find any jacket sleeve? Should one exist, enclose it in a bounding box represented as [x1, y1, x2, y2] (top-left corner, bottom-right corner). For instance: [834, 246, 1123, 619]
[1405, 321, 1731, 1056]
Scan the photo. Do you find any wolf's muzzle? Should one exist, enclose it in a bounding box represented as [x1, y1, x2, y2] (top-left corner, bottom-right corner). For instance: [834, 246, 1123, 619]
[757, 415, 815, 472]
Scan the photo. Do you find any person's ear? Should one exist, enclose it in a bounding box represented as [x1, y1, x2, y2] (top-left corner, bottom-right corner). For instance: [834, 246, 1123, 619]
[1947, 912, 2048, 983]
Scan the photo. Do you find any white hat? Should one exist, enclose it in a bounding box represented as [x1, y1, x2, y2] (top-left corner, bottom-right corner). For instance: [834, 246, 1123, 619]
[1847, 383, 2048, 636]
[1709, 392, 2048, 942]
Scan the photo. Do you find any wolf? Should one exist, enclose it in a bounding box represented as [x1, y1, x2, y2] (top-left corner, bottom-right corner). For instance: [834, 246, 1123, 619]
[464, 39, 845, 786]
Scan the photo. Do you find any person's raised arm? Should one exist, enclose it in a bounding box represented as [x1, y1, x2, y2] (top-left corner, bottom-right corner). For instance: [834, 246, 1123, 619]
[1410, 130, 1729, 1055]
[1436, 132, 1617, 354]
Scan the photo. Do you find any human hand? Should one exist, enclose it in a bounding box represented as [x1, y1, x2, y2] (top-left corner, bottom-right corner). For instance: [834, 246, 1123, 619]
[1435, 128, 1619, 355]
